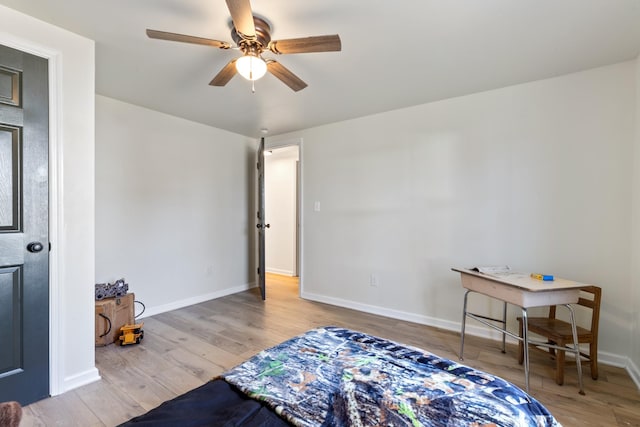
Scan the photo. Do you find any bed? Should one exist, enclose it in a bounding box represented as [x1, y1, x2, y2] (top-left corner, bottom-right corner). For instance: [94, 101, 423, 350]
[120, 326, 560, 426]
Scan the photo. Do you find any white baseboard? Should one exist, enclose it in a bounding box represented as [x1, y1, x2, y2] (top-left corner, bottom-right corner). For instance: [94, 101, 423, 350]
[302, 291, 461, 335]
[140, 282, 256, 318]
[59, 368, 101, 396]
[301, 290, 639, 388]
[597, 350, 630, 368]
[266, 268, 295, 276]
[302, 291, 517, 343]
[627, 357, 640, 389]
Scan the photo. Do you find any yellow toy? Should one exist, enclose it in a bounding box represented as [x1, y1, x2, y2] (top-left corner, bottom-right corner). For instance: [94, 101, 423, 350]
[118, 322, 144, 345]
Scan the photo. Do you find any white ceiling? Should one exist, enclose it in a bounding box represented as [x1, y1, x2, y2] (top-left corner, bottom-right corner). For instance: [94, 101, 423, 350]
[1, 0, 639, 138]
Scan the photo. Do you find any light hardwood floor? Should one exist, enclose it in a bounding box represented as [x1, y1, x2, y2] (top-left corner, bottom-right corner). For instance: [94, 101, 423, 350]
[22, 274, 640, 426]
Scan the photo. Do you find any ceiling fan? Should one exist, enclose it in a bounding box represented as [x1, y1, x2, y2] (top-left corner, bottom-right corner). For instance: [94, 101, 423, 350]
[146, 0, 341, 92]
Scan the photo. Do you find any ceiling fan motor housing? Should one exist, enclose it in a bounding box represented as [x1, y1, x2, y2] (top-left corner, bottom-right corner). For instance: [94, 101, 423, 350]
[232, 16, 272, 54]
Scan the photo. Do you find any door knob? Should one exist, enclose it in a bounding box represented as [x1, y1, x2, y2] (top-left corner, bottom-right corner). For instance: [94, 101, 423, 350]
[27, 242, 44, 253]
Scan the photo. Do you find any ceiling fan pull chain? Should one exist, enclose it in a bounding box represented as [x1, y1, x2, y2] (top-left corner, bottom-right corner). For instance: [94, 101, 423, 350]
[252, 79, 256, 93]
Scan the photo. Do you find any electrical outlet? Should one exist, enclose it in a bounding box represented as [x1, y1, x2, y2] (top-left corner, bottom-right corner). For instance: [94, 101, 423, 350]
[369, 273, 378, 287]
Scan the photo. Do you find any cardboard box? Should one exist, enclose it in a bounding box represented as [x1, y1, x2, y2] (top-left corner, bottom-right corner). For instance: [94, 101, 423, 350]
[95, 293, 135, 346]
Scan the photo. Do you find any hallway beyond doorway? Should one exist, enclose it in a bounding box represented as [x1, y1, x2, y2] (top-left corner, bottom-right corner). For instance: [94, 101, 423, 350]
[265, 272, 299, 291]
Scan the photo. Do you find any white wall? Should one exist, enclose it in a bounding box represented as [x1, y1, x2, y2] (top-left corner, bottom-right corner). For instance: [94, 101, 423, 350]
[95, 96, 256, 316]
[265, 147, 298, 276]
[632, 54, 640, 384]
[278, 61, 637, 374]
[0, 5, 98, 394]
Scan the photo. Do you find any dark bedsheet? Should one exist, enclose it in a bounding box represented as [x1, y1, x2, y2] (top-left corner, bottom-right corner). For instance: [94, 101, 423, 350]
[118, 379, 290, 427]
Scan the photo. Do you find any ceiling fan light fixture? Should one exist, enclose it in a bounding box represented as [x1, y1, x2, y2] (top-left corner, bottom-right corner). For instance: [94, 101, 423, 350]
[236, 54, 267, 81]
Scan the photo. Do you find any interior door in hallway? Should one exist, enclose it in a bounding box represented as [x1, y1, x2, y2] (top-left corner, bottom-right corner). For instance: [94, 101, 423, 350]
[0, 44, 50, 405]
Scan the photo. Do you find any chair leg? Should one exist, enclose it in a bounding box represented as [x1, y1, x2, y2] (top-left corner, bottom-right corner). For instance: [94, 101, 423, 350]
[590, 342, 598, 380]
[517, 320, 524, 365]
[555, 348, 565, 385]
[548, 341, 556, 358]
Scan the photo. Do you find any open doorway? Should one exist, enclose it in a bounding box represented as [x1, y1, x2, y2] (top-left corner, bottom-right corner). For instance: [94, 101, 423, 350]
[264, 145, 299, 284]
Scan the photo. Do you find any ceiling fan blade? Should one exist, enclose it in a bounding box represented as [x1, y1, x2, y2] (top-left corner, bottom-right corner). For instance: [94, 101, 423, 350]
[209, 59, 238, 86]
[268, 35, 341, 54]
[146, 29, 231, 49]
[267, 61, 307, 92]
[225, 0, 256, 39]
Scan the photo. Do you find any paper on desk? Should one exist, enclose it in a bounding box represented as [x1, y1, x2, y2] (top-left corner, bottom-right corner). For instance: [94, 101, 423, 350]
[471, 265, 530, 281]
[471, 265, 511, 274]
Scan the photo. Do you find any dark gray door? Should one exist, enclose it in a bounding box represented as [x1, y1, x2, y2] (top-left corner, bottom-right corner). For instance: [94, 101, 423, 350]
[256, 137, 267, 300]
[0, 44, 49, 405]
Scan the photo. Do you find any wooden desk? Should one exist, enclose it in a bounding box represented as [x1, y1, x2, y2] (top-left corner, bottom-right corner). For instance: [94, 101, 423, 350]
[452, 267, 586, 394]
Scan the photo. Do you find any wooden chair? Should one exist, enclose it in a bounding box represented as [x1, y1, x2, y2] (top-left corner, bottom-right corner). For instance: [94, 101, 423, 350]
[517, 285, 601, 385]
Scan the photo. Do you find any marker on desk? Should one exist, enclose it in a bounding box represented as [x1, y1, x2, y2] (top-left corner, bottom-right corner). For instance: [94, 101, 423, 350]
[531, 273, 554, 281]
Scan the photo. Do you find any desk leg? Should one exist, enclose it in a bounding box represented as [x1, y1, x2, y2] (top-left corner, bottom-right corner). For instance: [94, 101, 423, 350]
[565, 304, 585, 395]
[501, 301, 507, 353]
[521, 308, 530, 394]
[459, 290, 471, 360]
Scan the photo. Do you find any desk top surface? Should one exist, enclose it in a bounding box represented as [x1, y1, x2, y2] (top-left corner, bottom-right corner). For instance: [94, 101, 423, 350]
[452, 267, 588, 292]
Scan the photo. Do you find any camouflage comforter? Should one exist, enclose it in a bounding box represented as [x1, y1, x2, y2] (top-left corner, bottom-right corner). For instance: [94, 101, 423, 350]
[220, 326, 560, 427]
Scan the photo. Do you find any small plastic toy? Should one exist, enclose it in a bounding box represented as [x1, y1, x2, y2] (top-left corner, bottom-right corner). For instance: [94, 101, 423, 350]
[530, 273, 554, 281]
[118, 322, 144, 345]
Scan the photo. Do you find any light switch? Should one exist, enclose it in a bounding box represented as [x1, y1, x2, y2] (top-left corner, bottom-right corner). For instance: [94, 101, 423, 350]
[314, 201, 321, 212]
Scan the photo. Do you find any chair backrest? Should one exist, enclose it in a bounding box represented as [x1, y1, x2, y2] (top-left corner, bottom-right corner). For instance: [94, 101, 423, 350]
[548, 286, 602, 336]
